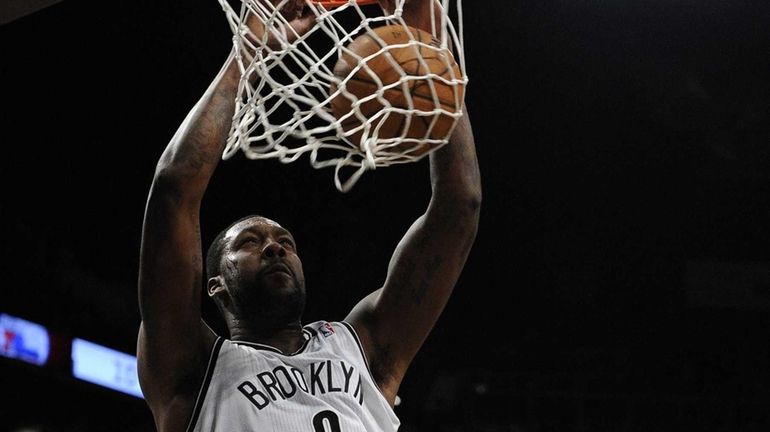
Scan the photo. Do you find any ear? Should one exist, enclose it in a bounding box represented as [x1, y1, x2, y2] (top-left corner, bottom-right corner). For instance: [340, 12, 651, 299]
[207, 276, 226, 299]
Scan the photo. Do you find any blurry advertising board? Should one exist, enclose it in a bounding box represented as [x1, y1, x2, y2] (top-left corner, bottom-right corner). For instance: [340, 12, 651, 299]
[0, 313, 50, 366]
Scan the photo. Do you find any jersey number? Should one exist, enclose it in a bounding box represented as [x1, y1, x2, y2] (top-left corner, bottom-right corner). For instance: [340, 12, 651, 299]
[312, 410, 341, 432]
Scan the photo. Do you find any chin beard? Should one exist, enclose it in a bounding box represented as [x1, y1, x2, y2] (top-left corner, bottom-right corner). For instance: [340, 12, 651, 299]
[232, 277, 306, 324]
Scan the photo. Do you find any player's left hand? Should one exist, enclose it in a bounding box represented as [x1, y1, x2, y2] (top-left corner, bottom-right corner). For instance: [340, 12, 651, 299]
[377, 0, 437, 34]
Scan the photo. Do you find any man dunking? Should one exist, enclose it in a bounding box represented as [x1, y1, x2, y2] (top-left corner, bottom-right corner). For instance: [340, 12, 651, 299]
[136, 1, 481, 430]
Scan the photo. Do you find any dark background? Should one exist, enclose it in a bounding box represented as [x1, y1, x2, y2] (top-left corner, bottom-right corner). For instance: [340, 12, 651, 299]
[2, 1, 770, 431]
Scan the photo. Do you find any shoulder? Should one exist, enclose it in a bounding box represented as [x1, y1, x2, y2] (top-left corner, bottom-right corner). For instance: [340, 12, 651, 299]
[139, 324, 221, 432]
[303, 320, 361, 342]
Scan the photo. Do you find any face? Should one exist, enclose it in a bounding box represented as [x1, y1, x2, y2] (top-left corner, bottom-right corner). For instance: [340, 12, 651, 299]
[217, 217, 306, 320]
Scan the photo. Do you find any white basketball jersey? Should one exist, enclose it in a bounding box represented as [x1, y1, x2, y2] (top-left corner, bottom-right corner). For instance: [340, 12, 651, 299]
[187, 321, 400, 432]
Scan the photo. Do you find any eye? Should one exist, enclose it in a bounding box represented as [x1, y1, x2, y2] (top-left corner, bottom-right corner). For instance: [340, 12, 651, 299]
[240, 236, 261, 247]
[279, 238, 295, 248]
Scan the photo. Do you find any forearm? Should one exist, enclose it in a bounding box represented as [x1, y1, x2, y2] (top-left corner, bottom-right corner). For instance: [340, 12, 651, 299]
[138, 52, 241, 322]
[154, 51, 241, 200]
[428, 107, 482, 210]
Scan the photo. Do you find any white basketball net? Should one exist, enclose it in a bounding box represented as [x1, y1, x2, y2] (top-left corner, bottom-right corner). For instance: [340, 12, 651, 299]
[217, 0, 467, 191]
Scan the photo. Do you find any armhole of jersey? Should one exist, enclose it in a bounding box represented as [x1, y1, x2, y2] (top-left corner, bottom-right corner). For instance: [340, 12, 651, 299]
[338, 321, 388, 400]
[185, 336, 224, 432]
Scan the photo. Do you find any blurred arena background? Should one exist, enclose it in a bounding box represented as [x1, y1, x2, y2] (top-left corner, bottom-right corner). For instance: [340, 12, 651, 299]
[1, 1, 769, 431]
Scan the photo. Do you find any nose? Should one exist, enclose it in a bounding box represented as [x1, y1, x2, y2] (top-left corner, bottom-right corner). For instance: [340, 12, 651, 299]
[262, 240, 286, 258]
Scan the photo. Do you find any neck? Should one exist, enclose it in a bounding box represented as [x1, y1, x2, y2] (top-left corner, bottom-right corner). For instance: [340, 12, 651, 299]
[228, 318, 305, 354]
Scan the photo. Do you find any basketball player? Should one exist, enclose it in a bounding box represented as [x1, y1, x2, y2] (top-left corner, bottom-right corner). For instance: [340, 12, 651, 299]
[136, 1, 480, 431]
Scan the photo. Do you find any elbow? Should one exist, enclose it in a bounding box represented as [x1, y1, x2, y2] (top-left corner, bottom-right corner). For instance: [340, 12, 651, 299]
[439, 182, 482, 214]
[151, 165, 185, 195]
[431, 187, 482, 227]
[148, 165, 202, 208]
[151, 143, 207, 192]
[431, 168, 482, 217]
[458, 189, 482, 222]
[466, 191, 482, 228]
[466, 186, 482, 214]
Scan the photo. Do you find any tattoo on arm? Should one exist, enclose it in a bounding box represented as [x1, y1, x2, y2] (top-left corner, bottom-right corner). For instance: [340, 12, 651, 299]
[391, 206, 463, 306]
[170, 75, 238, 180]
[192, 223, 203, 289]
[411, 255, 442, 306]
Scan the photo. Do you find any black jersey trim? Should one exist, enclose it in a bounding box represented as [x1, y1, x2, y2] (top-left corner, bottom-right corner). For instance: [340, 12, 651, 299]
[232, 328, 313, 356]
[338, 321, 382, 395]
[185, 336, 224, 432]
[291, 328, 313, 355]
[305, 325, 319, 339]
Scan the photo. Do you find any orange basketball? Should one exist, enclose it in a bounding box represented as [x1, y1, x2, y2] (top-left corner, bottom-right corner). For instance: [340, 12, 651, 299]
[330, 24, 465, 156]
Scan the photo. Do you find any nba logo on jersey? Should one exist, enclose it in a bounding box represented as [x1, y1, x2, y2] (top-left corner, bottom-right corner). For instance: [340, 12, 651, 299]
[319, 322, 335, 337]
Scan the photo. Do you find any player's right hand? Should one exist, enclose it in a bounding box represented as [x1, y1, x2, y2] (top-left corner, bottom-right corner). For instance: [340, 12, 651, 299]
[244, 1, 316, 51]
[264, 0, 306, 21]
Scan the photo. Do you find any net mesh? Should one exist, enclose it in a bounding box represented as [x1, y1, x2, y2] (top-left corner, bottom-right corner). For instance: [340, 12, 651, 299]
[217, 0, 467, 191]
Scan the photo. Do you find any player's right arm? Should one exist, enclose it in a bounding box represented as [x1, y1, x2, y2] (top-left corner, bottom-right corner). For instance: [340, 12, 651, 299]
[136, 52, 240, 430]
[137, 10, 315, 430]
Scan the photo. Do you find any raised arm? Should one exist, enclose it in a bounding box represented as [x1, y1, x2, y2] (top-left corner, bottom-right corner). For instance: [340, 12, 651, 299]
[137, 8, 316, 426]
[345, 106, 482, 403]
[136, 51, 240, 422]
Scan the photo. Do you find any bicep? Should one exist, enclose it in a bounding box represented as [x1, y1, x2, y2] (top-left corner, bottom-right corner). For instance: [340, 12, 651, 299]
[137, 180, 211, 400]
[347, 108, 481, 394]
[347, 204, 479, 388]
[138, 183, 202, 328]
[138, 320, 216, 409]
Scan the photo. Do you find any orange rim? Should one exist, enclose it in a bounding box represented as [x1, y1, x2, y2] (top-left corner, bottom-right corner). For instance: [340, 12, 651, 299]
[312, 0, 379, 7]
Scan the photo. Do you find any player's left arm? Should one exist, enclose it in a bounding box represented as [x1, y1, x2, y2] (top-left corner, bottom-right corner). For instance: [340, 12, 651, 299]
[345, 107, 481, 404]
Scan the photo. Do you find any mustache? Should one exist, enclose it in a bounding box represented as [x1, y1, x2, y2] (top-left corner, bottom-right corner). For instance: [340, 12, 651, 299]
[261, 262, 292, 276]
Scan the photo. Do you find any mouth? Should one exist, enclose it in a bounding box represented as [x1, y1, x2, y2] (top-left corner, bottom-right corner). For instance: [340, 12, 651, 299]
[263, 263, 292, 276]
